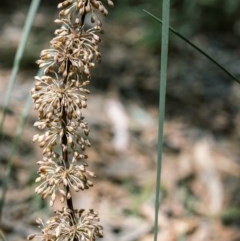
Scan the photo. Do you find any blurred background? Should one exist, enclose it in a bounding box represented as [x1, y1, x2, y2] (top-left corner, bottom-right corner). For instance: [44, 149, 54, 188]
[1, 0, 240, 240]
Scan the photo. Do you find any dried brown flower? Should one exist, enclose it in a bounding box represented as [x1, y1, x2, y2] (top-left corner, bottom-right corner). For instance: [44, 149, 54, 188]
[35, 156, 94, 206]
[28, 209, 103, 241]
[58, 0, 114, 18]
[31, 75, 90, 120]
[33, 115, 90, 156]
[29, 0, 113, 240]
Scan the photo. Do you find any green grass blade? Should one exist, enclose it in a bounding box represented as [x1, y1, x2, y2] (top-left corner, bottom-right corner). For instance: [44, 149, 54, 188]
[143, 9, 240, 85]
[0, 0, 41, 136]
[0, 92, 33, 219]
[0, 0, 41, 219]
[154, 1, 170, 241]
[0, 230, 7, 241]
[0, 70, 43, 219]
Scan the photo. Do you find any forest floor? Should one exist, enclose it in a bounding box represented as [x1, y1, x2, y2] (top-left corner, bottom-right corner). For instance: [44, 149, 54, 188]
[1, 2, 240, 241]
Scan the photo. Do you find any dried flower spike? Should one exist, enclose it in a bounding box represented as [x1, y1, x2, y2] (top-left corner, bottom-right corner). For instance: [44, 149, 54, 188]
[29, 0, 113, 240]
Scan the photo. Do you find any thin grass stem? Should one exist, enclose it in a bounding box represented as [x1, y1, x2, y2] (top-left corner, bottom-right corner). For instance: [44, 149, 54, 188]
[153, 1, 170, 241]
[0, 230, 7, 241]
[0, 66, 42, 219]
[0, 0, 41, 221]
[0, 0, 41, 136]
[143, 9, 240, 85]
[0, 90, 33, 219]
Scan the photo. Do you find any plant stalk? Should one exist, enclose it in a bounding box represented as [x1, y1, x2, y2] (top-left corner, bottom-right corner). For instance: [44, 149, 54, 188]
[154, 1, 170, 241]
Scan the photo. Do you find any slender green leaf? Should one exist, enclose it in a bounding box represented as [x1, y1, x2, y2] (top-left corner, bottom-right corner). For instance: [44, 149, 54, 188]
[0, 93, 33, 219]
[0, 0, 41, 136]
[154, 1, 170, 241]
[143, 9, 240, 85]
[0, 0, 41, 219]
[0, 230, 7, 241]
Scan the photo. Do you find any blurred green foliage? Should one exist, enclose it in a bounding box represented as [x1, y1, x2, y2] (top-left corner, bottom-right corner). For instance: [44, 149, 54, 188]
[172, 0, 240, 33]
[112, 0, 240, 51]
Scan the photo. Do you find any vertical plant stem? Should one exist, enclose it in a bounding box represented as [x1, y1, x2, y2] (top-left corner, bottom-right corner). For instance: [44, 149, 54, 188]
[154, 0, 170, 241]
[0, 90, 33, 220]
[28, 1, 113, 239]
[0, 0, 40, 217]
[60, 62, 77, 233]
[61, 106, 75, 214]
[0, 230, 7, 241]
[0, 0, 41, 136]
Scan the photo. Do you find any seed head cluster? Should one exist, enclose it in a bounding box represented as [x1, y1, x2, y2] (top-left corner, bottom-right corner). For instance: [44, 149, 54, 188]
[28, 208, 103, 241]
[29, 0, 113, 240]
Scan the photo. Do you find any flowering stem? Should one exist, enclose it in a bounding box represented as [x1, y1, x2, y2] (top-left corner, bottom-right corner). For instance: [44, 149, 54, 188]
[61, 110, 75, 209]
[29, 1, 114, 240]
[61, 59, 76, 223]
